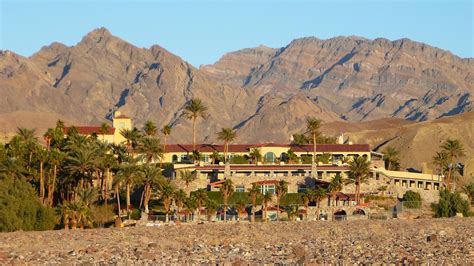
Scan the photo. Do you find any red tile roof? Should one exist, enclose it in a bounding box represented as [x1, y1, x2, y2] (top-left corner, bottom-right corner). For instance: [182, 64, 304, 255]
[189, 165, 350, 171]
[114, 114, 130, 119]
[64, 126, 115, 135]
[164, 143, 370, 153]
[253, 180, 280, 185]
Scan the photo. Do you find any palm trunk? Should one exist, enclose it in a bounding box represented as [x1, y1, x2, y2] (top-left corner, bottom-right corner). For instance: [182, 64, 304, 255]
[223, 202, 227, 222]
[264, 205, 268, 222]
[126, 183, 131, 217]
[192, 118, 196, 151]
[316, 201, 321, 220]
[447, 158, 453, 190]
[305, 204, 309, 221]
[313, 133, 317, 163]
[39, 161, 45, 203]
[251, 200, 256, 222]
[276, 199, 280, 221]
[160, 136, 167, 169]
[116, 186, 122, 217]
[48, 164, 57, 206]
[104, 168, 110, 205]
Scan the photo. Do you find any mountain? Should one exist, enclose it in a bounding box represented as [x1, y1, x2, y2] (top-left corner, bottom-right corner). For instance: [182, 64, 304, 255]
[201, 36, 473, 121]
[0, 28, 472, 175]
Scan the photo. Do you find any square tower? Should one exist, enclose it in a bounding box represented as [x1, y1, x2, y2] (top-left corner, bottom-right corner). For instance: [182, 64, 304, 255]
[112, 111, 132, 144]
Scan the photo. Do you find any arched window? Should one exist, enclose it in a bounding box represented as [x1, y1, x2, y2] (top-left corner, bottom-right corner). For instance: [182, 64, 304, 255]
[264, 152, 276, 163]
[172, 154, 178, 163]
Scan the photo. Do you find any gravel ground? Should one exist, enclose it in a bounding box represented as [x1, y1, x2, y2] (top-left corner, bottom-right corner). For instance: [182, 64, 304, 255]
[1, 218, 473, 264]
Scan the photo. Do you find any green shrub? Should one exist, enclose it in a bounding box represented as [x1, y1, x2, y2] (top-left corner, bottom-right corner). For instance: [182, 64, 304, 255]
[90, 204, 115, 227]
[229, 155, 249, 164]
[432, 189, 470, 217]
[402, 190, 422, 208]
[197, 191, 252, 205]
[0, 174, 57, 232]
[280, 193, 303, 206]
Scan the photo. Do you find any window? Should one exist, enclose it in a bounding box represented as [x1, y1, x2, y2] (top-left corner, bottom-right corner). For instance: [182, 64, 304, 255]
[235, 185, 245, 192]
[264, 152, 276, 163]
[297, 185, 306, 193]
[118, 122, 125, 129]
[172, 155, 178, 163]
[260, 184, 276, 194]
[203, 154, 209, 163]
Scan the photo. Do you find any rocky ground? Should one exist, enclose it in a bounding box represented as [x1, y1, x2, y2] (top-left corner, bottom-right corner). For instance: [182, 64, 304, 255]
[1, 218, 473, 264]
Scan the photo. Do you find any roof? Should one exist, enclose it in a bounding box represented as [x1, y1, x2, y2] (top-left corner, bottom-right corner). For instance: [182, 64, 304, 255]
[252, 179, 280, 185]
[64, 126, 115, 135]
[187, 165, 350, 171]
[164, 143, 370, 153]
[114, 114, 130, 119]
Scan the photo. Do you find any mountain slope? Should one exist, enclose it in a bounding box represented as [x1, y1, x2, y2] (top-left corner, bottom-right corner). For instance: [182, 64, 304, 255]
[202, 37, 473, 121]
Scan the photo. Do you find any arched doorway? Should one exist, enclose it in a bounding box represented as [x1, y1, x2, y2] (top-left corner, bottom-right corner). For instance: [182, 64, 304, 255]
[172, 154, 178, 163]
[264, 152, 276, 163]
[334, 210, 347, 221]
[353, 209, 366, 216]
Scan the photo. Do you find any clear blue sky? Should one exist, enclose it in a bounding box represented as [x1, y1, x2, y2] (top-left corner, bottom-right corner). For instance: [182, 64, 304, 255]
[1, 0, 472, 67]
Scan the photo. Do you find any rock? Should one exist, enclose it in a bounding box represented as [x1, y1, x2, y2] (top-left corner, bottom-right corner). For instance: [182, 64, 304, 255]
[427, 234, 438, 242]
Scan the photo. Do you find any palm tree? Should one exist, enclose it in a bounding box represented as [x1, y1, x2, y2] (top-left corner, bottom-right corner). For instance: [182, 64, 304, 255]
[235, 200, 247, 221]
[140, 164, 164, 214]
[160, 125, 172, 168]
[249, 148, 262, 165]
[64, 146, 99, 192]
[433, 151, 449, 176]
[306, 117, 321, 164]
[183, 98, 208, 151]
[217, 127, 237, 163]
[383, 146, 399, 170]
[313, 187, 327, 220]
[174, 189, 187, 222]
[275, 180, 288, 221]
[16, 127, 39, 169]
[248, 183, 261, 222]
[220, 179, 234, 222]
[113, 159, 143, 216]
[347, 156, 371, 204]
[185, 196, 198, 222]
[143, 121, 158, 137]
[210, 151, 220, 164]
[302, 189, 315, 221]
[138, 137, 164, 164]
[262, 192, 273, 222]
[180, 170, 197, 190]
[194, 188, 208, 221]
[99, 123, 110, 142]
[287, 149, 298, 164]
[159, 181, 176, 222]
[120, 128, 142, 155]
[46, 149, 65, 206]
[205, 199, 218, 222]
[441, 139, 465, 189]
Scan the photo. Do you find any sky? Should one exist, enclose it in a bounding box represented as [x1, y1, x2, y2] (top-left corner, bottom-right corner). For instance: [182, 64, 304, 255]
[0, 0, 472, 67]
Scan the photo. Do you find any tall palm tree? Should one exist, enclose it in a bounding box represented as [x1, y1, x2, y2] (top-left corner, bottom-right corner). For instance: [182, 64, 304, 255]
[138, 137, 164, 164]
[302, 189, 315, 221]
[220, 179, 234, 222]
[210, 151, 220, 164]
[185, 196, 198, 222]
[194, 188, 208, 221]
[235, 200, 247, 221]
[262, 192, 273, 222]
[383, 146, 399, 170]
[99, 123, 110, 142]
[249, 148, 262, 165]
[140, 164, 163, 214]
[205, 199, 218, 222]
[313, 186, 327, 220]
[174, 189, 187, 222]
[159, 181, 176, 222]
[287, 149, 298, 164]
[64, 146, 99, 192]
[113, 159, 143, 216]
[275, 180, 288, 221]
[217, 127, 237, 163]
[248, 183, 261, 222]
[160, 124, 172, 168]
[306, 117, 321, 163]
[183, 98, 208, 151]
[16, 127, 39, 169]
[433, 151, 449, 176]
[46, 149, 65, 206]
[347, 156, 371, 204]
[120, 128, 142, 155]
[143, 121, 158, 137]
[441, 139, 465, 189]
[180, 170, 197, 190]
[329, 173, 343, 207]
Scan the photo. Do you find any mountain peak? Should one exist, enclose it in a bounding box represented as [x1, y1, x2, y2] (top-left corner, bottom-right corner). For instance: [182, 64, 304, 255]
[85, 27, 112, 38]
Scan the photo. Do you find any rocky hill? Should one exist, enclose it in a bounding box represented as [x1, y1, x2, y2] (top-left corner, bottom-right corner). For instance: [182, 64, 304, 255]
[0, 28, 473, 173]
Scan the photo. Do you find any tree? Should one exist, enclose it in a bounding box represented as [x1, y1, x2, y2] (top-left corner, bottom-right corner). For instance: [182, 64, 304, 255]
[99, 123, 110, 142]
[383, 146, 400, 170]
[180, 170, 197, 189]
[433, 151, 449, 176]
[64, 145, 99, 192]
[194, 188, 208, 221]
[220, 179, 234, 222]
[432, 189, 470, 217]
[174, 189, 187, 222]
[183, 98, 208, 150]
[347, 157, 371, 204]
[440, 139, 465, 190]
[402, 190, 422, 209]
[140, 164, 163, 214]
[190, 150, 201, 164]
[302, 189, 314, 221]
[286, 149, 298, 164]
[249, 148, 262, 165]
[143, 121, 158, 137]
[235, 200, 247, 221]
[275, 180, 288, 221]
[184, 196, 198, 222]
[306, 117, 322, 165]
[160, 125, 172, 168]
[137, 137, 163, 164]
[205, 199, 218, 222]
[210, 151, 220, 164]
[217, 127, 237, 163]
[262, 192, 273, 222]
[248, 183, 261, 222]
[113, 159, 143, 216]
[120, 128, 142, 155]
[159, 181, 175, 222]
[313, 187, 327, 220]
[461, 183, 474, 205]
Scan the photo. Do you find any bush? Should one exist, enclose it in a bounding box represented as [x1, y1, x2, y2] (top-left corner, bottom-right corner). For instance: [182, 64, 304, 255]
[280, 193, 303, 206]
[432, 189, 470, 218]
[198, 191, 251, 205]
[0, 174, 57, 232]
[402, 190, 422, 208]
[90, 204, 115, 227]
